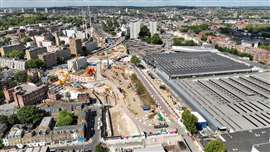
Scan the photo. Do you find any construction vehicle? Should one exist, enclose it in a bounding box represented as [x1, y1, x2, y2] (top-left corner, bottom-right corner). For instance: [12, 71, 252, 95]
[85, 67, 96, 76]
[59, 71, 70, 86]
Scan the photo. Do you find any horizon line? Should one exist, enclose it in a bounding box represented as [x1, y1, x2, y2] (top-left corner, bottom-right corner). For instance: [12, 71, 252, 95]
[2, 5, 270, 8]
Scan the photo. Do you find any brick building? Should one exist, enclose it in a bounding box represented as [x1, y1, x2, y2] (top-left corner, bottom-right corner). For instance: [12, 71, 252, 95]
[3, 83, 48, 107]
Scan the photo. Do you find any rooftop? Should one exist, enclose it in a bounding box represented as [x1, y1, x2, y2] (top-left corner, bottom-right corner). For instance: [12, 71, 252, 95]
[14, 83, 46, 95]
[38, 116, 52, 129]
[144, 52, 253, 78]
[253, 142, 270, 152]
[134, 145, 165, 152]
[222, 127, 270, 152]
[176, 72, 270, 132]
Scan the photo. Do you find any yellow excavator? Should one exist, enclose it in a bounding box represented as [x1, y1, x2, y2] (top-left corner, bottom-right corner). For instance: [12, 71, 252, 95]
[59, 72, 70, 86]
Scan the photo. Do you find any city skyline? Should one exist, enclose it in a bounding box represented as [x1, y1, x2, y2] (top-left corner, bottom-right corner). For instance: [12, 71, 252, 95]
[0, 0, 269, 8]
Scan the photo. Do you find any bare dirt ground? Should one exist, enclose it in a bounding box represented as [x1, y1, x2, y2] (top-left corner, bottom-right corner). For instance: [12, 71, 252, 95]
[110, 106, 140, 136]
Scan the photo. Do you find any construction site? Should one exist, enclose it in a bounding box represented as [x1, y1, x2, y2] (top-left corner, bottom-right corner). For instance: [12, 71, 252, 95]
[46, 41, 180, 137]
[46, 43, 177, 139]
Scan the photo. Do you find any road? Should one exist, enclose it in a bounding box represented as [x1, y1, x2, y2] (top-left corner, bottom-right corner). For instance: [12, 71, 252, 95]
[90, 37, 125, 55]
[90, 104, 103, 151]
[134, 67, 178, 123]
[133, 66, 202, 152]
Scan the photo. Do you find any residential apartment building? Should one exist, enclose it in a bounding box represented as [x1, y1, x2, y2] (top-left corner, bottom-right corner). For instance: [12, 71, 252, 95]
[38, 52, 57, 68]
[25, 47, 47, 60]
[0, 44, 25, 56]
[69, 38, 83, 56]
[3, 114, 87, 148]
[149, 21, 157, 36]
[47, 46, 71, 61]
[0, 57, 26, 70]
[129, 20, 141, 39]
[67, 57, 88, 72]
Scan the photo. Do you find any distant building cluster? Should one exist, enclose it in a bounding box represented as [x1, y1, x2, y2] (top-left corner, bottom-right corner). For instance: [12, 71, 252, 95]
[2, 112, 86, 148]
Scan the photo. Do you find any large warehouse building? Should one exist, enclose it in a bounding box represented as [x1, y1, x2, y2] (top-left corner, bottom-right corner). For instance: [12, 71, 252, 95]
[176, 72, 270, 132]
[144, 51, 270, 151]
[144, 52, 254, 79]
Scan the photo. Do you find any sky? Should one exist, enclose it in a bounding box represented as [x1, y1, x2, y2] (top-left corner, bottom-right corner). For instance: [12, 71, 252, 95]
[0, 0, 269, 8]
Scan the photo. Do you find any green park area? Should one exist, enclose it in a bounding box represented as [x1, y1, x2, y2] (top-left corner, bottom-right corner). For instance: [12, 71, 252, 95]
[56, 110, 76, 127]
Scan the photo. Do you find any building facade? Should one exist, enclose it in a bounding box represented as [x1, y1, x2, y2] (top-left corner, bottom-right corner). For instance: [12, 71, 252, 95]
[25, 47, 47, 60]
[129, 20, 141, 39]
[67, 57, 88, 72]
[0, 44, 25, 57]
[0, 57, 26, 70]
[149, 21, 157, 36]
[5, 83, 49, 107]
[69, 38, 83, 56]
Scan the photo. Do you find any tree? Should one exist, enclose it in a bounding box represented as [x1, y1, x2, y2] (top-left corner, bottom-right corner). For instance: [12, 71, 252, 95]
[0, 115, 8, 124]
[0, 91, 4, 100]
[16, 106, 47, 125]
[26, 59, 46, 69]
[150, 34, 163, 45]
[182, 109, 198, 134]
[14, 71, 27, 83]
[205, 140, 226, 152]
[0, 139, 4, 149]
[56, 110, 74, 127]
[6, 50, 25, 59]
[96, 143, 109, 152]
[21, 36, 33, 44]
[8, 114, 19, 125]
[173, 37, 197, 46]
[130, 55, 141, 65]
[139, 25, 151, 39]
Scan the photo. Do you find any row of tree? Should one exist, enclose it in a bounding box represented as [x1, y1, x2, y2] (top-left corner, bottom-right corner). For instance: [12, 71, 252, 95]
[173, 37, 197, 46]
[0, 14, 48, 30]
[215, 45, 253, 60]
[0, 106, 47, 128]
[26, 59, 46, 69]
[180, 24, 209, 34]
[181, 108, 226, 152]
